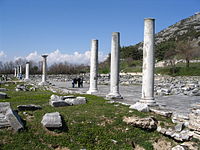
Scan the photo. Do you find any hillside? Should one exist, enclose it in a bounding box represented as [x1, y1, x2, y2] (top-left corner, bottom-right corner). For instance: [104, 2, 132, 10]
[120, 12, 200, 61]
[99, 13, 200, 74]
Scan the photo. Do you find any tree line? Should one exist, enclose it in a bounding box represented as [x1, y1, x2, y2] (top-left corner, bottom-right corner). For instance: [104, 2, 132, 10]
[0, 58, 89, 75]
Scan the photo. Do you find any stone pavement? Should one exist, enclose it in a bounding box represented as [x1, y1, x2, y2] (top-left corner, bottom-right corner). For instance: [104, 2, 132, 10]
[51, 81, 200, 116]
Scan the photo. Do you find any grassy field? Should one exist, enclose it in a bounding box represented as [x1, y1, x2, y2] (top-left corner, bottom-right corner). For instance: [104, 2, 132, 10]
[155, 62, 200, 76]
[0, 82, 198, 150]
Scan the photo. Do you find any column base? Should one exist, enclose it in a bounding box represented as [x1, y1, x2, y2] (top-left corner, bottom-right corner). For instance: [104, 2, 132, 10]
[106, 92, 123, 99]
[86, 89, 98, 94]
[38, 81, 50, 86]
[139, 97, 157, 106]
[24, 78, 30, 82]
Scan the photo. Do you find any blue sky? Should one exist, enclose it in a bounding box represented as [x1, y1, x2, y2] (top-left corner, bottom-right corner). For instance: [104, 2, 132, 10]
[0, 0, 199, 64]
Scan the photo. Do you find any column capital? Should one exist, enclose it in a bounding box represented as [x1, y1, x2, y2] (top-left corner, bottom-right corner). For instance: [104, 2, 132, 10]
[41, 54, 48, 58]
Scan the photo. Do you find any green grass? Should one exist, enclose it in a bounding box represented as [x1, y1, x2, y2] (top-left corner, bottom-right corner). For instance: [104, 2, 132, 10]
[156, 63, 200, 76]
[0, 82, 193, 150]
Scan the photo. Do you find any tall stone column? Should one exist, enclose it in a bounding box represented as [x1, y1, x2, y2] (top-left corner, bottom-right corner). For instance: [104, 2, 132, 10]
[140, 18, 156, 106]
[87, 39, 98, 94]
[25, 62, 30, 81]
[17, 66, 20, 78]
[106, 32, 122, 99]
[39, 55, 48, 85]
[19, 65, 22, 75]
[14, 67, 17, 77]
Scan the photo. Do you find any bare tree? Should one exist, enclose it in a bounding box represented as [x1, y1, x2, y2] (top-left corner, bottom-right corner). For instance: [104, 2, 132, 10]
[175, 40, 200, 68]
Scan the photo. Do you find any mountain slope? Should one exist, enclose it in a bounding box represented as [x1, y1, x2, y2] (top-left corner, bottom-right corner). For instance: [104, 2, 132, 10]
[121, 12, 200, 61]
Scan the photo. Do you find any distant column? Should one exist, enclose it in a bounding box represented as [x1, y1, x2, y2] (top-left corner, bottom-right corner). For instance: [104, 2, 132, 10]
[140, 18, 156, 105]
[19, 65, 22, 75]
[106, 32, 122, 99]
[17, 66, 20, 78]
[87, 39, 98, 94]
[39, 55, 48, 85]
[25, 62, 30, 81]
[14, 67, 17, 77]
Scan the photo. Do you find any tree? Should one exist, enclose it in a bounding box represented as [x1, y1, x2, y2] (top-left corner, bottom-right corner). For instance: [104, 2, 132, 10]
[175, 40, 199, 68]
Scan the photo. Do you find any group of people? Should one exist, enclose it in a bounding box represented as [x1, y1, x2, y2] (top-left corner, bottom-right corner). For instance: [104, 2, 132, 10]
[72, 77, 83, 88]
[0, 75, 8, 81]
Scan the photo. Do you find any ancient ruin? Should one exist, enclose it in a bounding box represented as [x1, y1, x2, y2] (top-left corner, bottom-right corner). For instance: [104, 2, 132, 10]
[87, 39, 98, 94]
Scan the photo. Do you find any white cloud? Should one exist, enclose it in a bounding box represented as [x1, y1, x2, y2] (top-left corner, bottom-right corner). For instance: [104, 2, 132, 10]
[0, 51, 7, 62]
[14, 49, 108, 65]
[0, 51, 6, 58]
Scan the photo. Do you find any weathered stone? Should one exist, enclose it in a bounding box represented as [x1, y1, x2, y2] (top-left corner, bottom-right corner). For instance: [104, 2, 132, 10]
[0, 92, 7, 99]
[0, 102, 11, 113]
[65, 97, 86, 105]
[165, 128, 175, 137]
[62, 95, 76, 99]
[17, 104, 42, 111]
[29, 87, 36, 91]
[51, 101, 70, 107]
[16, 84, 28, 91]
[0, 113, 10, 128]
[41, 112, 62, 128]
[157, 126, 167, 134]
[5, 108, 24, 132]
[171, 145, 188, 150]
[172, 114, 189, 124]
[188, 108, 200, 131]
[175, 123, 184, 132]
[50, 94, 61, 101]
[0, 88, 7, 92]
[123, 116, 157, 130]
[150, 107, 172, 117]
[178, 130, 193, 141]
[129, 102, 149, 112]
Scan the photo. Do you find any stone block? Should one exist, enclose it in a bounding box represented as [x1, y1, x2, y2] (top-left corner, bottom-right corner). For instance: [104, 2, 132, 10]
[0, 92, 7, 99]
[5, 108, 24, 132]
[129, 102, 149, 112]
[0, 102, 11, 113]
[17, 104, 42, 111]
[0, 113, 10, 128]
[172, 145, 188, 150]
[50, 101, 70, 107]
[41, 112, 62, 128]
[65, 97, 87, 105]
[174, 123, 184, 132]
[123, 116, 157, 130]
[0, 88, 7, 92]
[150, 107, 172, 117]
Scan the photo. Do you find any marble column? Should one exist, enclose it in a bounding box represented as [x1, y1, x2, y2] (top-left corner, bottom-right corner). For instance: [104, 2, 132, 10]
[17, 66, 20, 78]
[106, 32, 122, 99]
[25, 62, 30, 81]
[39, 55, 48, 85]
[140, 18, 156, 106]
[19, 65, 22, 75]
[14, 68, 17, 77]
[87, 39, 98, 94]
